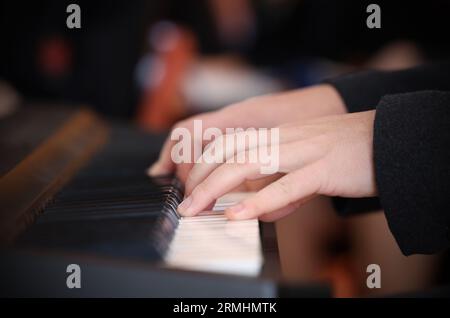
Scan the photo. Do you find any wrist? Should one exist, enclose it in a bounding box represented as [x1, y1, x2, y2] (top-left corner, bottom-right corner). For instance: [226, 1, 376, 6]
[312, 84, 347, 116]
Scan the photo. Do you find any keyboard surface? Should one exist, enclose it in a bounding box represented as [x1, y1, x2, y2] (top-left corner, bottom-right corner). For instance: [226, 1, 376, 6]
[16, 122, 263, 276]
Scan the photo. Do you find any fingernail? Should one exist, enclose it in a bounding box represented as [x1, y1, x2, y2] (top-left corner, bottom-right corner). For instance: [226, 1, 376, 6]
[178, 196, 193, 214]
[226, 204, 245, 215]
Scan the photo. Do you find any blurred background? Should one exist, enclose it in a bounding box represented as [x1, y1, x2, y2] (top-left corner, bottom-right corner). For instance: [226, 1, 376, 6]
[1, 0, 450, 297]
[2, 0, 450, 124]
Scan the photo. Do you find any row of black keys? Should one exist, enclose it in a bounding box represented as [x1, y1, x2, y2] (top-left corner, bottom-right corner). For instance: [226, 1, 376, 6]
[17, 124, 184, 260]
[18, 174, 183, 260]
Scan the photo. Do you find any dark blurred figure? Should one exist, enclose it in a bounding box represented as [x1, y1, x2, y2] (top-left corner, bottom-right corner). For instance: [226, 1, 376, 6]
[1, 0, 450, 118]
[168, 0, 450, 63]
[0, 0, 160, 117]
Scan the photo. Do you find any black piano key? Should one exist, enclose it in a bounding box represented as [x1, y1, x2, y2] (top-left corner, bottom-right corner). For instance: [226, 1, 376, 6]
[18, 215, 177, 260]
[16, 124, 183, 261]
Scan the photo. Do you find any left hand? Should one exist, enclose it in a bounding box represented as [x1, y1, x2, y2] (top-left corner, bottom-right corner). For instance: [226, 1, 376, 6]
[177, 110, 377, 221]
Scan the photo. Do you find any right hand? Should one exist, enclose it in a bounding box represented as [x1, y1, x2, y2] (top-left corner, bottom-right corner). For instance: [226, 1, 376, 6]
[148, 84, 346, 182]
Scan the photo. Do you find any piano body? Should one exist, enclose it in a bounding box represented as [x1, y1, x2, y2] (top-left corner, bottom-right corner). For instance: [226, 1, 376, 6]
[0, 105, 327, 297]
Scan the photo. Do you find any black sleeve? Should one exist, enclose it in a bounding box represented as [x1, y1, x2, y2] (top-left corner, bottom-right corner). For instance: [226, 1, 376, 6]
[324, 61, 450, 113]
[324, 62, 450, 221]
[373, 91, 450, 255]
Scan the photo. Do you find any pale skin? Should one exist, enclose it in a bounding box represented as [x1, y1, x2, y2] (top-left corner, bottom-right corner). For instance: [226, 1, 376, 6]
[148, 84, 347, 180]
[149, 84, 377, 221]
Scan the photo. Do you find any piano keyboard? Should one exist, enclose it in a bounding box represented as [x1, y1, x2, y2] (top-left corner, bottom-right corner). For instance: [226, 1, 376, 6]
[8, 114, 264, 277]
[0, 106, 311, 297]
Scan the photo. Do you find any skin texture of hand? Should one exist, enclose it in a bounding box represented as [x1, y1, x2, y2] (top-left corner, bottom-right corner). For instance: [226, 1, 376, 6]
[148, 84, 346, 182]
[178, 110, 377, 222]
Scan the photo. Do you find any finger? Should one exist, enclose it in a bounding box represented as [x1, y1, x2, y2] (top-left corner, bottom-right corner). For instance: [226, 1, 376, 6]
[244, 174, 283, 191]
[258, 203, 299, 222]
[225, 166, 320, 220]
[205, 201, 216, 211]
[149, 114, 226, 177]
[175, 162, 194, 184]
[148, 125, 204, 177]
[180, 138, 318, 216]
[257, 194, 315, 222]
[184, 135, 229, 195]
[178, 159, 263, 216]
[185, 126, 310, 195]
[185, 131, 264, 195]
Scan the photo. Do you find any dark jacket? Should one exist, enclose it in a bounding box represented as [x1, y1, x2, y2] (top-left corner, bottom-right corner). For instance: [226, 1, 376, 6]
[326, 62, 450, 255]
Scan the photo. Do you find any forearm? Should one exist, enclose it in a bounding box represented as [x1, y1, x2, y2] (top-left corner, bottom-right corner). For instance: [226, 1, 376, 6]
[220, 84, 347, 128]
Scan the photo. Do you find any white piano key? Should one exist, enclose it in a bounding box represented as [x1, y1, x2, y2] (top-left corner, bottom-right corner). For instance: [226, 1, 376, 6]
[164, 192, 263, 276]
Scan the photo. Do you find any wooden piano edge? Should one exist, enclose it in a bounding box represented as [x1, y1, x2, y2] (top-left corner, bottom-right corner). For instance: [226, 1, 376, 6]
[0, 108, 109, 244]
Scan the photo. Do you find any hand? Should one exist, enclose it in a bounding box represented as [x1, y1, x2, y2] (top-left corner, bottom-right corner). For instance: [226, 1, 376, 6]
[178, 110, 377, 221]
[148, 84, 346, 182]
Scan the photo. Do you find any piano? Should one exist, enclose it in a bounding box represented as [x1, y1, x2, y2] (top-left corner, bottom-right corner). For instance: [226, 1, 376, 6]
[0, 105, 328, 297]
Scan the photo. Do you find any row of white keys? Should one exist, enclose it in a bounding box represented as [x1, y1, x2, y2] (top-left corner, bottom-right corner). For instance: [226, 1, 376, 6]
[164, 192, 263, 276]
